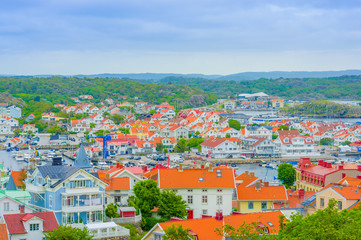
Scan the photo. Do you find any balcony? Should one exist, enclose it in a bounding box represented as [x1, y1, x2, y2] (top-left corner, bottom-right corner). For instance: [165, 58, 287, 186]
[105, 214, 142, 224]
[71, 222, 130, 239]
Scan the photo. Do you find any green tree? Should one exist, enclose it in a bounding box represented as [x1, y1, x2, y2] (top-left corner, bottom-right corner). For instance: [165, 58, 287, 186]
[175, 139, 187, 153]
[105, 203, 120, 218]
[186, 138, 204, 150]
[278, 125, 289, 130]
[279, 199, 361, 239]
[90, 123, 96, 129]
[158, 189, 188, 219]
[156, 142, 164, 152]
[277, 163, 296, 189]
[215, 221, 277, 240]
[118, 127, 130, 134]
[163, 224, 193, 240]
[149, 110, 156, 114]
[112, 114, 125, 124]
[13, 129, 22, 137]
[132, 179, 161, 218]
[320, 137, 334, 146]
[272, 134, 279, 140]
[44, 225, 93, 240]
[229, 119, 241, 130]
[225, 133, 231, 138]
[341, 141, 351, 146]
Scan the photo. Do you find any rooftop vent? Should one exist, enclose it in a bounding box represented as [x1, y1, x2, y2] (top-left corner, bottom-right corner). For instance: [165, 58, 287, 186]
[216, 169, 221, 173]
[217, 173, 222, 177]
[199, 177, 203, 182]
[268, 222, 274, 227]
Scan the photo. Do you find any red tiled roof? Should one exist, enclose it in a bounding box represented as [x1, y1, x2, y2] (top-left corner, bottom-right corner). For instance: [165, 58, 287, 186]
[4, 212, 58, 234]
[201, 138, 226, 148]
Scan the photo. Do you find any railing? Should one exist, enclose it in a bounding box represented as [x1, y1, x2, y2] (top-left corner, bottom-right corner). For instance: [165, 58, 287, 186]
[92, 228, 130, 238]
[107, 214, 142, 224]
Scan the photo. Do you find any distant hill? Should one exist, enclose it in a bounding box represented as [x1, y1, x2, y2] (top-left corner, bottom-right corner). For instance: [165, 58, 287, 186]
[0, 76, 218, 108]
[216, 70, 361, 81]
[3, 69, 361, 81]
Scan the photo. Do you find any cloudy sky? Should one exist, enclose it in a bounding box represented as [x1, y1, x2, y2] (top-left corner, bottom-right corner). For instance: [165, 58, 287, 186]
[1, 0, 361, 75]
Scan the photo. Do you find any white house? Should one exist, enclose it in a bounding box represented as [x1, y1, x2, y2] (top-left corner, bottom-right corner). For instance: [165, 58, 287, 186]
[0, 197, 33, 219]
[3, 211, 59, 240]
[153, 166, 235, 219]
[274, 136, 316, 156]
[201, 138, 240, 159]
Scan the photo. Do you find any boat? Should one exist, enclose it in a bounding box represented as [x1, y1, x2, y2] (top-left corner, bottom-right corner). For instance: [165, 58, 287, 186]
[98, 161, 109, 169]
[15, 153, 25, 161]
[6, 148, 11, 152]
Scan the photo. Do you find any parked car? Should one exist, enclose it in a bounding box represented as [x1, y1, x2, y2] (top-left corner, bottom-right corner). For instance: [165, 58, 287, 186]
[134, 156, 141, 160]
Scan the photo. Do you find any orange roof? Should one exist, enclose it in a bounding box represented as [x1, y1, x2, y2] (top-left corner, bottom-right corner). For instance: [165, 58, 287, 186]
[106, 177, 130, 191]
[0, 224, 9, 240]
[237, 185, 287, 201]
[339, 176, 361, 186]
[274, 189, 315, 209]
[235, 171, 258, 187]
[158, 211, 284, 239]
[158, 168, 235, 189]
[11, 171, 23, 187]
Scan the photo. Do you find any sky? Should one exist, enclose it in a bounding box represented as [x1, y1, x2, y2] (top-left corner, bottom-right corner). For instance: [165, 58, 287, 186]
[1, 0, 361, 75]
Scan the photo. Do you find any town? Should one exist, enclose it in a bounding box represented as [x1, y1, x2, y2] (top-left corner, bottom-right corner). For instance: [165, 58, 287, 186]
[0, 92, 360, 240]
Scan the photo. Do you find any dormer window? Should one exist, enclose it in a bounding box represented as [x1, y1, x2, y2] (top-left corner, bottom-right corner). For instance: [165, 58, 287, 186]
[30, 223, 40, 231]
[284, 138, 289, 143]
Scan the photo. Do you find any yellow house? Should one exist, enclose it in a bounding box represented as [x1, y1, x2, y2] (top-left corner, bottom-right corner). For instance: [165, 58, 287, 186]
[129, 127, 148, 140]
[236, 181, 288, 213]
[42, 112, 67, 122]
[303, 178, 361, 215]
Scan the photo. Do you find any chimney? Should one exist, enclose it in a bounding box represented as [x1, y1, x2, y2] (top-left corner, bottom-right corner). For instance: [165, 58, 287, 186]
[178, 164, 183, 172]
[341, 161, 344, 165]
[357, 176, 361, 179]
[19, 205, 25, 214]
[339, 165, 344, 170]
[327, 163, 332, 168]
[291, 186, 295, 192]
[264, 182, 269, 187]
[200, 164, 204, 169]
[318, 160, 324, 166]
[215, 211, 223, 221]
[323, 162, 328, 167]
[298, 189, 305, 199]
[255, 181, 261, 190]
[250, 172, 255, 178]
[245, 171, 249, 175]
[342, 173, 346, 178]
[208, 164, 213, 172]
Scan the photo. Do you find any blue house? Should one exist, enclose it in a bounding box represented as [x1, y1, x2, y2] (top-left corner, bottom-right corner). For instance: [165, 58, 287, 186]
[26, 163, 108, 225]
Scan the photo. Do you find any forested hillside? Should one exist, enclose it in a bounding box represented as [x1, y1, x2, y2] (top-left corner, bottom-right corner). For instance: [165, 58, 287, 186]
[152, 75, 361, 100]
[0, 77, 218, 108]
[284, 100, 361, 117]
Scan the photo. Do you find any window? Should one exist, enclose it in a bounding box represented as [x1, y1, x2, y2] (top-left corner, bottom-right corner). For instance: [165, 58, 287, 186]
[202, 189, 207, 192]
[73, 180, 86, 188]
[187, 189, 193, 192]
[248, 201, 254, 209]
[49, 196, 53, 208]
[188, 196, 193, 204]
[37, 177, 42, 185]
[217, 196, 223, 205]
[202, 209, 208, 215]
[217, 189, 223, 192]
[320, 198, 324, 207]
[4, 202, 9, 211]
[338, 201, 342, 210]
[30, 223, 40, 231]
[202, 196, 208, 204]
[261, 201, 267, 209]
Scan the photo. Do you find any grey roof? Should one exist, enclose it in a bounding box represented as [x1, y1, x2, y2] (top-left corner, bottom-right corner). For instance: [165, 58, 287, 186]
[38, 165, 80, 188]
[74, 144, 92, 169]
[246, 125, 273, 131]
[301, 195, 316, 207]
